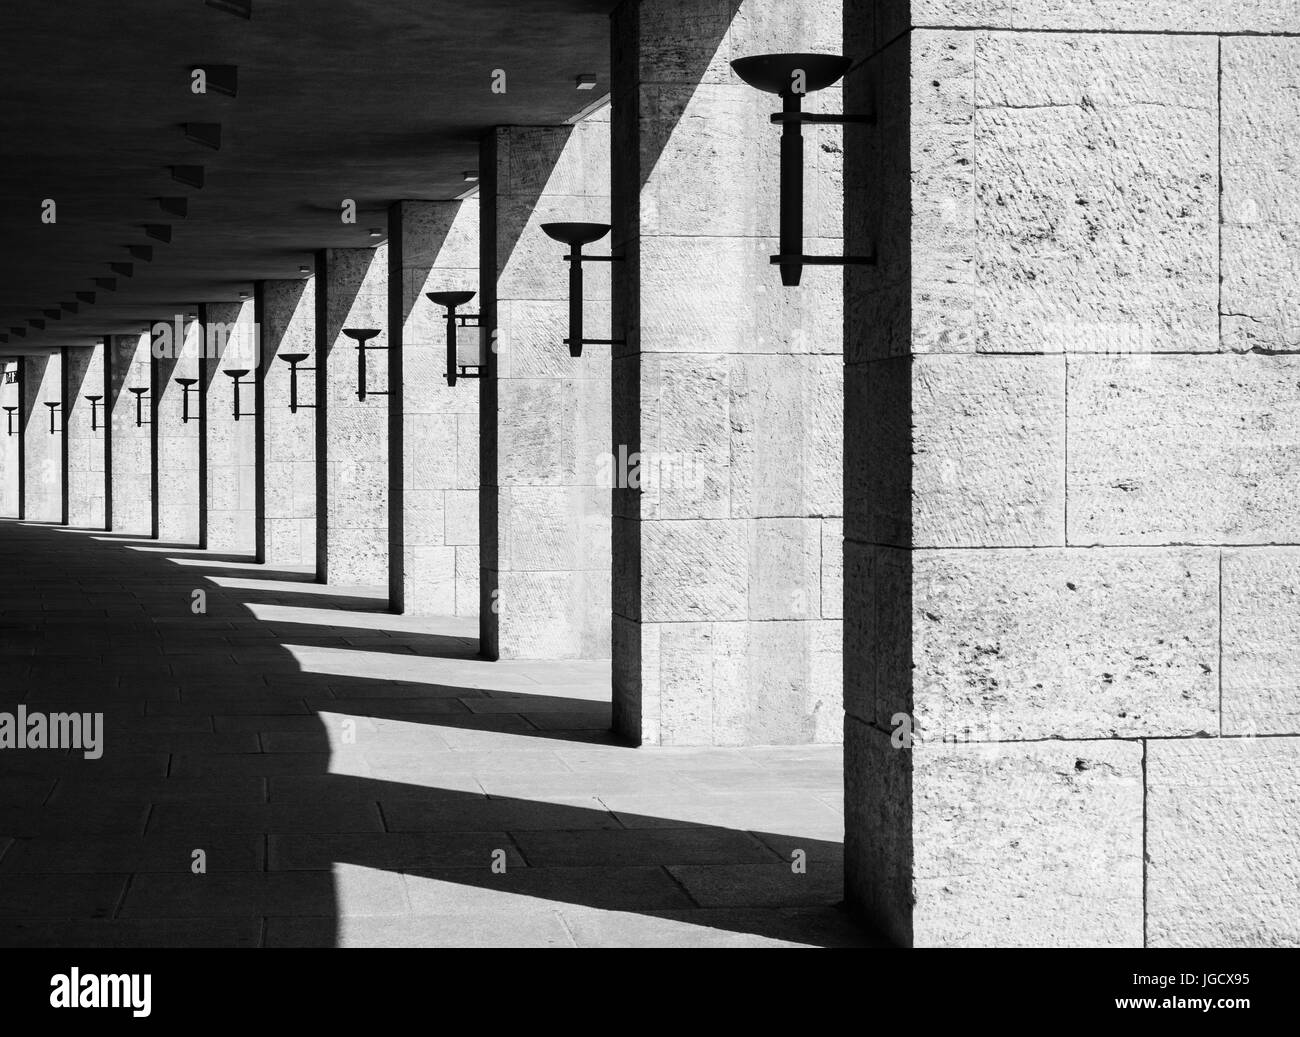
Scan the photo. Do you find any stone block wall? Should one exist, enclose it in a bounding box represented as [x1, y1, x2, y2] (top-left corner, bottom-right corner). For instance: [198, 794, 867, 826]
[847, 0, 1300, 947]
[479, 119, 613, 659]
[107, 334, 153, 535]
[259, 278, 317, 568]
[22, 350, 62, 523]
[201, 302, 259, 554]
[0, 358, 19, 516]
[389, 199, 481, 617]
[153, 319, 202, 545]
[64, 342, 105, 529]
[611, 0, 844, 744]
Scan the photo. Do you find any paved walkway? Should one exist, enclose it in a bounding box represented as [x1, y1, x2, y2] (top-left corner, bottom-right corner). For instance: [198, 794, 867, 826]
[0, 519, 875, 947]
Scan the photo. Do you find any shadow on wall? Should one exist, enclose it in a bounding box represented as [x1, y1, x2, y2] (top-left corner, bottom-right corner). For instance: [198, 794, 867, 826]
[0, 522, 859, 948]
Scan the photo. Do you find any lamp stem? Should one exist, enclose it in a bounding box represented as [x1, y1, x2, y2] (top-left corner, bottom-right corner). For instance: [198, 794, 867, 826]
[446, 310, 458, 387]
[780, 91, 804, 287]
[569, 244, 584, 357]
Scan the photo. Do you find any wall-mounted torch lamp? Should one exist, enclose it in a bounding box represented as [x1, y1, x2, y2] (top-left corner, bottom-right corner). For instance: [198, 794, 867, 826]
[127, 386, 152, 427]
[3, 406, 16, 436]
[343, 328, 386, 401]
[3, 370, 16, 384]
[174, 378, 199, 423]
[45, 401, 62, 435]
[279, 353, 316, 414]
[730, 53, 875, 286]
[425, 292, 482, 387]
[540, 223, 626, 358]
[84, 395, 103, 432]
[224, 369, 253, 421]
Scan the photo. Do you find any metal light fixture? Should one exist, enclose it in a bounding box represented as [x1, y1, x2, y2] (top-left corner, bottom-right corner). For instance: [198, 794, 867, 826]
[730, 52, 875, 286]
[45, 401, 62, 435]
[278, 353, 316, 414]
[343, 328, 386, 401]
[174, 377, 199, 423]
[425, 292, 482, 387]
[127, 386, 151, 427]
[3, 406, 16, 437]
[540, 223, 625, 358]
[3, 370, 16, 384]
[85, 395, 103, 432]
[224, 369, 253, 420]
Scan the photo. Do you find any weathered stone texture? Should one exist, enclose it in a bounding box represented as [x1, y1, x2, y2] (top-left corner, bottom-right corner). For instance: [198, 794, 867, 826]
[974, 33, 1217, 354]
[1148, 738, 1300, 947]
[1223, 549, 1300, 736]
[22, 351, 61, 523]
[890, 0, 1300, 33]
[64, 343, 105, 529]
[154, 320, 201, 545]
[1222, 38, 1300, 354]
[260, 279, 316, 568]
[203, 302, 258, 555]
[1068, 355, 1300, 545]
[109, 334, 153, 535]
[904, 548, 1218, 740]
[0, 358, 18, 517]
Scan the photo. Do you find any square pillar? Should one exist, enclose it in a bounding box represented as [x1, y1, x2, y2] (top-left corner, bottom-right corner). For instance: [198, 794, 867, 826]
[610, 0, 844, 745]
[1, 358, 23, 517]
[388, 198, 481, 616]
[258, 278, 317, 568]
[200, 302, 258, 555]
[152, 316, 202, 544]
[315, 246, 390, 586]
[107, 333, 155, 535]
[22, 351, 63, 523]
[479, 119, 612, 660]
[63, 342, 106, 529]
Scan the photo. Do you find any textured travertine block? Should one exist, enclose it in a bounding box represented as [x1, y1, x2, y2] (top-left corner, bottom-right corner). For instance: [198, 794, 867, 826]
[1222, 38, 1300, 353]
[747, 518, 822, 621]
[1223, 549, 1300, 735]
[914, 738, 1144, 946]
[1148, 738, 1300, 947]
[908, 355, 1063, 547]
[897, 0, 1300, 32]
[729, 355, 841, 519]
[0, 359, 18, 517]
[498, 485, 609, 573]
[656, 619, 842, 745]
[820, 518, 843, 620]
[974, 33, 1217, 354]
[903, 548, 1218, 740]
[1068, 355, 1300, 545]
[640, 520, 747, 623]
[846, 718, 1144, 947]
[496, 569, 608, 660]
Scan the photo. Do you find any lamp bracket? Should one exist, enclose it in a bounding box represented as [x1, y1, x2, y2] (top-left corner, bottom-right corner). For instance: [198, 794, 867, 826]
[769, 112, 875, 126]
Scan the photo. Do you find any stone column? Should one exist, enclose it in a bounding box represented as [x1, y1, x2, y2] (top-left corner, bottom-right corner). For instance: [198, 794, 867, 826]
[610, 0, 844, 744]
[258, 278, 317, 568]
[315, 246, 389, 586]
[479, 119, 612, 660]
[0, 358, 19, 516]
[844, 0, 1300, 948]
[200, 301, 258, 555]
[22, 351, 63, 522]
[63, 342, 106, 529]
[388, 198, 481, 616]
[107, 333, 155, 535]
[152, 316, 202, 544]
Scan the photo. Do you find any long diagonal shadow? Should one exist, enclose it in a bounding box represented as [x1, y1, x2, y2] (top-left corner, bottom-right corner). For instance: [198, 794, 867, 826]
[0, 521, 870, 947]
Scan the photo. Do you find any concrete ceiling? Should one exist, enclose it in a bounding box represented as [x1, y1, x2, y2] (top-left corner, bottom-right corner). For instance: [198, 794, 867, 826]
[0, 0, 616, 352]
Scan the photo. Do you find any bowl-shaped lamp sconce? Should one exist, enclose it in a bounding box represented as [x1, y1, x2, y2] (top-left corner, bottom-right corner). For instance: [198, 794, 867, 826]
[174, 377, 199, 423]
[540, 223, 626, 358]
[278, 353, 315, 414]
[127, 386, 152, 428]
[224, 369, 253, 421]
[45, 401, 62, 435]
[425, 291, 481, 387]
[3, 405, 18, 437]
[342, 328, 385, 401]
[84, 395, 103, 432]
[730, 53, 874, 286]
